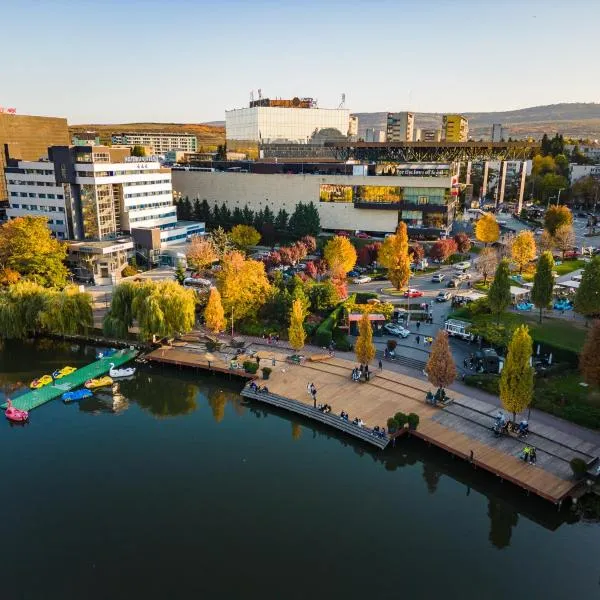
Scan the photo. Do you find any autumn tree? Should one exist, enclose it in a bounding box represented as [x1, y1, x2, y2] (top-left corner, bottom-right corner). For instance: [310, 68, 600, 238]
[539, 230, 555, 253]
[204, 287, 226, 333]
[378, 222, 411, 290]
[300, 235, 317, 254]
[230, 224, 261, 251]
[553, 224, 575, 259]
[355, 311, 375, 365]
[0, 216, 68, 288]
[288, 298, 306, 351]
[476, 247, 499, 284]
[409, 243, 425, 263]
[209, 226, 232, 257]
[510, 230, 536, 273]
[187, 236, 218, 272]
[453, 232, 472, 254]
[499, 325, 534, 422]
[323, 235, 357, 273]
[217, 251, 271, 324]
[574, 256, 600, 321]
[475, 213, 500, 246]
[531, 251, 555, 323]
[329, 264, 348, 299]
[429, 238, 458, 262]
[425, 331, 456, 393]
[488, 259, 511, 323]
[580, 320, 600, 387]
[544, 205, 573, 236]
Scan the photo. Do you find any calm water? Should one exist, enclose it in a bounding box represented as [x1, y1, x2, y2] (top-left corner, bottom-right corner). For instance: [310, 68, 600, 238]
[1, 339, 599, 600]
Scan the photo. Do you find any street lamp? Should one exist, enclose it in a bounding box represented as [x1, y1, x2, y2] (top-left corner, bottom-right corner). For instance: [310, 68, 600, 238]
[556, 188, 565, 206]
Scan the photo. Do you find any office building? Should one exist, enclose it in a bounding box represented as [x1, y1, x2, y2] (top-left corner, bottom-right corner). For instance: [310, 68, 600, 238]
[0, 113, 70, 203]
[569, 164, 600, 183]
[386, 112, 415, 142]
[5, 145, 177, 240]
[443, 114, 469, 142]
[365, 128, 386, 143]
[172, 161, 459, 237]
[111, 132, 198, 154]
[416, 128, 442, 142]
[491, 124, 507, 142]
[225, 96, 350, 144]
[72, 132, 101, 146]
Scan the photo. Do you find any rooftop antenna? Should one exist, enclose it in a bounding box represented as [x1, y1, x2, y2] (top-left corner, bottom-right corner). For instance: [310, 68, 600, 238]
[250, 90, 254, 103]
[258, 88, 262, 99]
[339, 93, 346, 109]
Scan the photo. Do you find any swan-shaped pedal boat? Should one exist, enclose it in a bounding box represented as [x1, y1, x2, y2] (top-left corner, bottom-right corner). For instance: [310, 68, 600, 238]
[108, 363, 136, 379]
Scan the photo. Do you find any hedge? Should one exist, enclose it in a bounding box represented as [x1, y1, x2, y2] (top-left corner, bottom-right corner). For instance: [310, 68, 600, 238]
[355, 292, 379, 304]
[314, 295, 355, 347]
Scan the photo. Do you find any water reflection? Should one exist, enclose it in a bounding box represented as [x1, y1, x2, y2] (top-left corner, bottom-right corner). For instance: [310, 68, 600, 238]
[291, 422, 302, 440]
[488, 499, 519, 549]
[422, 462, 442, 494]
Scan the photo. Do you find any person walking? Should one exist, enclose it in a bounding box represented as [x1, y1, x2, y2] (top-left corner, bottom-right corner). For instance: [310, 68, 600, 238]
[416, 320, 420, 330]
[416, 335, 420, 345]
[378, 359, 383, 371]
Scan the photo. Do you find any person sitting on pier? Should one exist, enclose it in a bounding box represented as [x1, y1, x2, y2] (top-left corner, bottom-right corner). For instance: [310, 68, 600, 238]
[340, 411, 349, 421]
[258, 385, 269, 394]
[249, 381, 259, 392]
[357, 418, 364, 428]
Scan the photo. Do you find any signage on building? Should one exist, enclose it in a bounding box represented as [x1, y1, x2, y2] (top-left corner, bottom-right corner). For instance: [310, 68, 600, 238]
[0, 107, 17, 114]
[124, 155, 160, 163]
[376, 163, 451, 177]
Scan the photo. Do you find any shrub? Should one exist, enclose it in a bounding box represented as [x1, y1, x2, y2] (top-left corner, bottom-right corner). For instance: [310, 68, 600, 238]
[122, 265, 138, 278]
[315, 328, 332, 347]
[243, 361, 258, 374]
[394, 412, 408, 428]
[387, 417, 399, 432]
[205, 339, 222, 352]
[407, 413, 420, 431]
[355, 292, 379, 304]
[333, 327, 352, 351]
[570, 457, 588, 479]
[261, 366, 272, 379]
[387, 339, 397, 351]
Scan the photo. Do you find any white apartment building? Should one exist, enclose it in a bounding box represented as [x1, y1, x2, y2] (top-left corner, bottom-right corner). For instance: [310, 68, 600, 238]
[5, 146, 177, 240]
[111, 132, 198, 153]
[569, 164, 600, 183]
[226, 102, 350, 143]
[386, 112, 415, 142]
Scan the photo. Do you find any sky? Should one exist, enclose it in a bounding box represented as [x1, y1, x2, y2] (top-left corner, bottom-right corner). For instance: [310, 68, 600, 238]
[2, 0, 600, 124]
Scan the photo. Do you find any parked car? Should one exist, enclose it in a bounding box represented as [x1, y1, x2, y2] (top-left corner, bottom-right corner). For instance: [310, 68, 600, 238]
[534, 228, 544, 236]
[436, 291, 452, 302]
[447, 278, 461, 288]
[384, 323, 410, 338]
[353, 276, 372, 284]
[355, 232, 370, 239]
[403, 288, 423, 298]
[335, 230, 350, 237]
[431, 273, 445, 283]
[348, 270, 360, 278]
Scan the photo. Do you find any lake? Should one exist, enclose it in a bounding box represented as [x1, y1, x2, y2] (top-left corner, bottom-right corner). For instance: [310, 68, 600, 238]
[0, 339, 598, 599]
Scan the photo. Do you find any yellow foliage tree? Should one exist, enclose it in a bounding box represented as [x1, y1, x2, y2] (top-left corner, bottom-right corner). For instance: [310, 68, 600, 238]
[499, 325, 534, 421]
[204, 287, 226, 333]
[355, 311, 375, 365]
[378, 222, 411, 290]
[187, 237, 218, 271]
[475, 213, 500, 246]
[288, 298, 306, 351]
[323, 235, 357, 273]
[216, 251, 271, 323]
[230, 224, 261, 251]
[510, 230, 537, 273]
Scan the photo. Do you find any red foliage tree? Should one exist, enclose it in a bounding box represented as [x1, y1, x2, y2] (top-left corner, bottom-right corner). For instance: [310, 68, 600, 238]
[304, 260, 317, 279]
[278, 246, 293, 266]
[300, 235, 317, 254]
[429, 239, 458, 262]
[454, 232, 472, 253]
[314, 259, 328, 275]
[409, 243, 425, 262]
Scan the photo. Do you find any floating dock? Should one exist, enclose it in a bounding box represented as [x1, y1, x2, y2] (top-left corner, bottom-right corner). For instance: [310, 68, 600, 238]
[2, 349, 138, 411]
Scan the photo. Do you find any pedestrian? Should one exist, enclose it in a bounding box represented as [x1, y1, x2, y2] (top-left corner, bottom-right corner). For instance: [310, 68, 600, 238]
[463, 357, 468, 368]
[416, 320, 420, 330]
[416, 335, 420, 345]
[378, 359, 383, 371]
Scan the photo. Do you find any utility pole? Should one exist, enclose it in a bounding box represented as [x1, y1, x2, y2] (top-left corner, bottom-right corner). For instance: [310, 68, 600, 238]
[231, 307, 234, 338]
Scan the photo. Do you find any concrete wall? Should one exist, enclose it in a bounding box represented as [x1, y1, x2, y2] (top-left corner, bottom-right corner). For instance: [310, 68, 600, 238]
[171, 171, 451, 233]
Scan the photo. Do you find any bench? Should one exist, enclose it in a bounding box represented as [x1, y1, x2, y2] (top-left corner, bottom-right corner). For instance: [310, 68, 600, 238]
[309, 354, 333, 363]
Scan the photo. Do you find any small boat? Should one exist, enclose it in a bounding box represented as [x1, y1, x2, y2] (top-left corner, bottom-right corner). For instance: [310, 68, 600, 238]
[108, 363, 136, 379]
[62, 389, 93, 403]
[96, 349, 117, 360]
[5, 399, 29, 423]
[30, 374, 53, 389]
[84, 376, 113, 389]
[52, 366, 77, 379]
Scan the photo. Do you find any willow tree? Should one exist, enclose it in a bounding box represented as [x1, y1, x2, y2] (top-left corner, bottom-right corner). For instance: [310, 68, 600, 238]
[355, 311, 375, 365]
[103, 282, 137, 338]
[499, 325, 534, 422]
[39, 286, 93, 335]
[288, 298, 306, 351]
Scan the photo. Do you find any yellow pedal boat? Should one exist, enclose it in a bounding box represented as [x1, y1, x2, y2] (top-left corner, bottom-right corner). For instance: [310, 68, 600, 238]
[30, 374, 53, 389]
[52, 366, 77, 379]
[84, 376, 113, 389]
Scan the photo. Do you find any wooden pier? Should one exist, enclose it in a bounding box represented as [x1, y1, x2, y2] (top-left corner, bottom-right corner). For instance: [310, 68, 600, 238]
[245, 352, 598, 505]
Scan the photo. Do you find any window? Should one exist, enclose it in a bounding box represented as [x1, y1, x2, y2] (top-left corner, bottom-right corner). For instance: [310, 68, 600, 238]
[10, 192, 17, 197]
[47, 194, 55, 199]
[11, 204, 19, 209]
[47, 219, 54, 224]
[57, 194, 63, 199]
[39, 193, 47, 199]
[49, 206, 57, 212]
[20, 192, 27, 197]
[58, 207, 65, 212]
[55, 219, 64, 225]
[21, 204, 28, 209]
[28, 193, 36, 198]
[418, 196, 428, 205]
[30, 205, 38, 210]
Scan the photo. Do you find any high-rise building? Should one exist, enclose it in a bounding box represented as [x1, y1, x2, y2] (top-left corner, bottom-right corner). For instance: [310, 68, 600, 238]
[443, 114, 469, 142]
[386, 112, 415, 142]
[110, 132, 198, 154]
[491, 124, 508, 142]
[4, 145, 176, 240]
[365, 128, 386, 143]
[0, 113, 70, 203]
[225, 96, 350, 144]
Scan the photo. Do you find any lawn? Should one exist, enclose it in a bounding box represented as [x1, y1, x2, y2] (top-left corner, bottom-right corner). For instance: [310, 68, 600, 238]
[554, 259, 586, 276]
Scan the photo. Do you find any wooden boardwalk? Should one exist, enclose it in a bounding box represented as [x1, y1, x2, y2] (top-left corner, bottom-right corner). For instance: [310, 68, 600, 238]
[254, 354, 589, 504]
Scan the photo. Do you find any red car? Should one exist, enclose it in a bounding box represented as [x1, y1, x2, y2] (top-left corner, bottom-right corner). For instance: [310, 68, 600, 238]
[355, 232, 371, 239]
[335, 230, 350, 237]
[404, 288, 423, 298]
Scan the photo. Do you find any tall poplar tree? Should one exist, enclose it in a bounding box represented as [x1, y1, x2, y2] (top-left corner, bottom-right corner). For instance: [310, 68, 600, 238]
[355, 311, 375, 366]
[204, 287, 226, 333]
[488, 259, 511, 323]
[499, 325, 534, 422]
[425, 331, 456, 393]
[378, 222, 411, 290]
[574, 256, 600, 323]
[288, 298, 306, 351]
[531, 251, 555, 323]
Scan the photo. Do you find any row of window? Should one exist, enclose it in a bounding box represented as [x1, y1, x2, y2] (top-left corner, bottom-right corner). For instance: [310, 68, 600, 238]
[129, 210, 176, 224]
[8, 180, 57, 186]
[11, 192, 64, 199]
[24, 169, 54, 175]
[127, 201, 173, 211]
[124, 179, 171, 187]
[124, 190, 172, 199]
[11, 204, 65, 212]
[76, 169, 162, 177]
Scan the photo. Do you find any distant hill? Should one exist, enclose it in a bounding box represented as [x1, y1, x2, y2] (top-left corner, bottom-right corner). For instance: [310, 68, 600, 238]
[353, 103, 600, 140]
[68, 122, 225, 148]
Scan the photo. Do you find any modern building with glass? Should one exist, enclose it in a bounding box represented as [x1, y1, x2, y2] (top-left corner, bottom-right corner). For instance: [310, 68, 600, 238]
[172, 162, 459, 237]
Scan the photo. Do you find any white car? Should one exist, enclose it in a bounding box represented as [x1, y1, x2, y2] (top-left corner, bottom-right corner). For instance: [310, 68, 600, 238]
[353, 276, 372, 284]
[534, 228, 544, 236]
[454, 261, 471, 270]
[384, 323, 410, 338]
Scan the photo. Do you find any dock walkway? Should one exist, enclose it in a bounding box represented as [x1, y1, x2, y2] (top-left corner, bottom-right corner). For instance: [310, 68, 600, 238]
[2, 350, 137, 411]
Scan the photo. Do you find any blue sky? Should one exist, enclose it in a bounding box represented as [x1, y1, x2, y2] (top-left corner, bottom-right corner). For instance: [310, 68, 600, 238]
[2, 0, 599, 123]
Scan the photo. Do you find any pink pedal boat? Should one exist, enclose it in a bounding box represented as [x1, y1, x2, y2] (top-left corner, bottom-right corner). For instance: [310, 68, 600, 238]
[5, 399, 29, 423]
